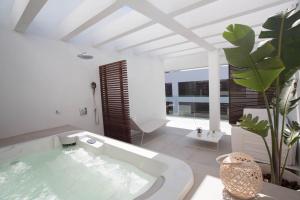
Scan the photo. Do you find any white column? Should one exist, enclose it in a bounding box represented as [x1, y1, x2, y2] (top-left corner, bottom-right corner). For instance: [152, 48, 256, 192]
[172, 81, 179, 115]
[208, 50, 220, 131]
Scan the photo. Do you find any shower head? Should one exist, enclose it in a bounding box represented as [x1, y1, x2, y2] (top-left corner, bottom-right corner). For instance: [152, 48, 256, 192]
[77, 52, 93, 60]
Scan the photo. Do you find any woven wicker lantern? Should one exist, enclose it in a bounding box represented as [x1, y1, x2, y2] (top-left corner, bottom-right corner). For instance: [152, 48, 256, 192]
[216, 152, 263, 199]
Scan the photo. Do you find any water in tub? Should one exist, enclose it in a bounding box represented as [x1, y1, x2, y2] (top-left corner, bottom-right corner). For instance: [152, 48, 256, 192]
[0, 147, 156, 200]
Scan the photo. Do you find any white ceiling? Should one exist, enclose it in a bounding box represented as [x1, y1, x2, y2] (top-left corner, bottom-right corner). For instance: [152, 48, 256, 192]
[1, 0, 298, 59]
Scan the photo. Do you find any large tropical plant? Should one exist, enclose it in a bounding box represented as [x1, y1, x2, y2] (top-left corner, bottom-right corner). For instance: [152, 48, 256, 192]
[223, 8, 300, 185]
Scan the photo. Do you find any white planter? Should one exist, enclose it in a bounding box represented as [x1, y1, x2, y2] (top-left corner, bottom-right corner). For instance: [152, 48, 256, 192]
[259, 163, 300, 191]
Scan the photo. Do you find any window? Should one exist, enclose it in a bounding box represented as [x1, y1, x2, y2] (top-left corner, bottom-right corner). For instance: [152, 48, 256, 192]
[220, 79, 229, 97]
[221, 103, 229, 120]
[165, 83, 172, 97]
[178, 81, 209, 96]
[166, 101, 173, 114]
[178, 102, 209, 118]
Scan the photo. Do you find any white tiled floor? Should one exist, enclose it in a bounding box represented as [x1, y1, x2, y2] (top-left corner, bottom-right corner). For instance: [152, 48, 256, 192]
[139, 122, 232, 200]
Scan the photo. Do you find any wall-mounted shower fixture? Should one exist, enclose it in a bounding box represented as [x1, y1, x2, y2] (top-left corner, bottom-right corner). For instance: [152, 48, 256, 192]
[91, 82, 100, 125]
[79, 107, 88, 116]
[91, 82, 97, 95]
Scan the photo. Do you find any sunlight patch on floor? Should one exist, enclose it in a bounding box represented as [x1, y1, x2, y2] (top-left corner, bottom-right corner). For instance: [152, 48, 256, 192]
[166, 116, 231, 135]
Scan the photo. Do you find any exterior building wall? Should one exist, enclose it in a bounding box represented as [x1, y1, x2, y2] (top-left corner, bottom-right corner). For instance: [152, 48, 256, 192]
[165, 66, 229, 119]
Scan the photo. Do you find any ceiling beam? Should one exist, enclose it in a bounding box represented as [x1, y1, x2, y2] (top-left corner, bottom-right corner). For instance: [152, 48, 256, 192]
[122, 23, 262, 53]
[94, 0, 217, 48]
[123, 0, 215, 51]
[156, 47, 203, 57]
[161, 30, 264, 58]
[59, 0, 124, 41]
[114, 0, 290, 51]
[209, 33, 260, 45]
[12, 0, 48, 33]
[169, 0, 218, 16]
[201, 23, 262, 39]
[140, 41, 189, 54]
[213, 40, 261, 49]
[118, 33, 175, 51]
[163, 51, 205, 59]
[190, 0, 293, 30]
[94, 21, 154, 47]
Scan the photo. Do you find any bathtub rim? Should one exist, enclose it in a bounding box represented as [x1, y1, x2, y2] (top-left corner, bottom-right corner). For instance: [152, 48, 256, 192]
[0, 129, 194, 200]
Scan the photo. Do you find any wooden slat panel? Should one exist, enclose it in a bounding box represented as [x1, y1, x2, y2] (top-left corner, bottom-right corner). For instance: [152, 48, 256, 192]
[99, 60, 131, 143]
[229, 65, 275, 124]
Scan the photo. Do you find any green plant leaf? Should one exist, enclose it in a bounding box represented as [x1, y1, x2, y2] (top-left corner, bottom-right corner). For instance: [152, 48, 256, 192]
[259, 9, 300, 84]
[251, 41, 275, 62]
[284, 120, 300, 149]
[279, 79, 300, 115]
[239, 114, 269, 137]
[223, 24, 284, 92]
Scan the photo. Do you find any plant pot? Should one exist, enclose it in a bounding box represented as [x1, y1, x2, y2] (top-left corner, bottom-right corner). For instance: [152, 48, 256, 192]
[259, 163, 300, 191]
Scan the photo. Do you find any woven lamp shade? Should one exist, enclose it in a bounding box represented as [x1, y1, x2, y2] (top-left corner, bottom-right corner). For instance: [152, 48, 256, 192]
[217, 152, 263, 199]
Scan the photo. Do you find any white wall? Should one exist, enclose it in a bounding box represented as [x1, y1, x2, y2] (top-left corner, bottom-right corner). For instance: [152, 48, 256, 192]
[0, 29, 165, 139]
[126, 55, 166, 124]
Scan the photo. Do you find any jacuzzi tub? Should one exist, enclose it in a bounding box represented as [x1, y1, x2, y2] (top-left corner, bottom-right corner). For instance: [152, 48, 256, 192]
[0, 130, 194, 200]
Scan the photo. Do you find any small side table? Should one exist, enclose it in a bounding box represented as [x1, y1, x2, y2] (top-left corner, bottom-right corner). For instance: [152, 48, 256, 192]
[186, 130, 225, 151]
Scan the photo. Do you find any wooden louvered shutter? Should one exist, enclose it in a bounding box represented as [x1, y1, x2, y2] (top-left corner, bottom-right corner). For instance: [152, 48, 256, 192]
[228, 65, 275, 124]
[99, 60, 131, 143]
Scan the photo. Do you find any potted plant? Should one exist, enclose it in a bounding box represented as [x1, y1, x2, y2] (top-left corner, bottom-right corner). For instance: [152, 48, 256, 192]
[222, 7, 300, 187]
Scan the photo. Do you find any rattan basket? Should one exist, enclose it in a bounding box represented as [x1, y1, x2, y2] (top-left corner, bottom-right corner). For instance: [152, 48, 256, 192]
[216, 152, 263, 199]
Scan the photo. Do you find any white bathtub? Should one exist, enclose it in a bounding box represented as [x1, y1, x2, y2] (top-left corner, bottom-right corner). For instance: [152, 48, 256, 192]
[0, 130, 194, 200]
